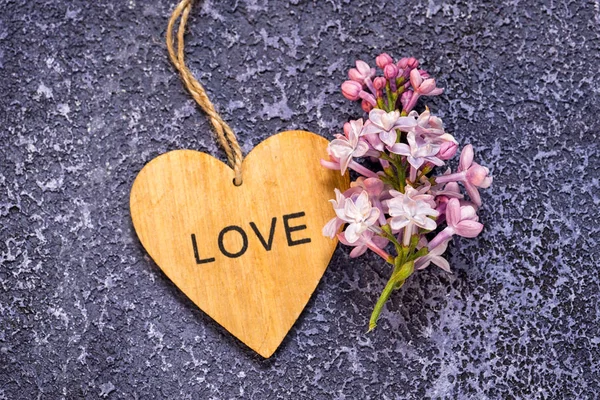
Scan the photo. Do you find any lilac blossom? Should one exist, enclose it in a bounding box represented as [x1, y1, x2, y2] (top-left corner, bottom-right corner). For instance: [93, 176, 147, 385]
[414, 238, 451, 272]
[438, 141, 458, 160]
[327, 119, 370, 174]
[388, 132, 444, 181]
[350, 177, 389, 225]
[323, 53, 492, 330]
[322, 188, 349, 239]
[338, 230, 390, 260]
[335, 191, 381, 244]
[428, 198, 483, 249]
[410, 68, 444, 96]
[320, 150, 379, 179]
[342, 80, 377, 106]
[410, 108, 457, 144]
[435, 144, 493, 206]
[376, 53, 394, 69]
[348, 60, 376, 83]
[385, 190, 439, 246]
[363, 109, 417, 148]
[404, 69, 444, 111]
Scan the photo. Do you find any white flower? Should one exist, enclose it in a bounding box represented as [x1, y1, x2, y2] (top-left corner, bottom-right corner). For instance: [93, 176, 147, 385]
[362, 109, 417, 147]
[408, 108, 457, 144]
[385, 190, 439, 245]
[388, 132, 444, 170]
[390, 185, 436, 209]
[322, 189, 348, 238]
[338, 191, 380, 243]
[386, 194, 438, 232]
[327, 119, 369, 174]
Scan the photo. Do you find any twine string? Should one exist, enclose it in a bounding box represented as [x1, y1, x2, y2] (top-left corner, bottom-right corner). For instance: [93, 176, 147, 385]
[167, 0, 243, 186]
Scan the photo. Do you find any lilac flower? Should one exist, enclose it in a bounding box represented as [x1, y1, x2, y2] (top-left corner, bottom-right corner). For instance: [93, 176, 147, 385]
[320, 150, 379, 179]
[373, 77, 387, 91]
[397, 57, 419, 79]
[400, 91, 413, 112]
[392, 185, 437, 209]
[348, 60, 376, 83]
[414, 238, 451, 272]
[341, 80, 362, 101]
[385, 190, 439, 245]
[324, 54, 495, 330]
[376, 53, 394, 69]
[384, 64, 399, 92]
[342, 80, 377, 105]
[404, 69, 444, 111]
[322, 189, 349, 239]
[428, 170, 464, 199]
[438, 141, 458, 160]
[428, 198, 483, 249]
[410, 108, 456, 144]
[327, 119, 370, 174]
[435, 144, 492, 206]
[338, 230, 390, 260]
[352, 176, 386, 196]
[363, 109, 417, 148]
[350, 177, 388, 225]
[388, 132, 444, 181]
[397, 57, 419, 70]
[441, 181, 462, 197]
[384, 64, 399, 80]
[410, 68, 444, 96]
[336, 191, 381, 243]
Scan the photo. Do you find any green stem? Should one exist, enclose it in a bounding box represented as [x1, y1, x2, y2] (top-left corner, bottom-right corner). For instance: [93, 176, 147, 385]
[368, 260, 415, 331]
[379, 226, 402, 250]
[385, 83, 394, 112]
[397, 157, 406, 193]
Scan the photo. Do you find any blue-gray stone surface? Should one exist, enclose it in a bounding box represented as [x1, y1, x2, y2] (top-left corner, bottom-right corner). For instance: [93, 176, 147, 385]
[1, 0, 599, 398]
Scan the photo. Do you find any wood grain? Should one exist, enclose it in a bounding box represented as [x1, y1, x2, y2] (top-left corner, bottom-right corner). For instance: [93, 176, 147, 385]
[130, 131, 349, 358]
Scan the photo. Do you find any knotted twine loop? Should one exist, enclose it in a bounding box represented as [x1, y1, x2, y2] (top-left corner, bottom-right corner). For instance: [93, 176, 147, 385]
[167, 0, 244, 186]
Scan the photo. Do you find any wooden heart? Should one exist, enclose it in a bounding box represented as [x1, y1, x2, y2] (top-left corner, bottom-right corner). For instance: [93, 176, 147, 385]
[130, 130, 348, 357]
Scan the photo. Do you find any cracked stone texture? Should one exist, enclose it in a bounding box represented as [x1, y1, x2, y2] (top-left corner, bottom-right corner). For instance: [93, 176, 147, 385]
[1, 0, 599, 399]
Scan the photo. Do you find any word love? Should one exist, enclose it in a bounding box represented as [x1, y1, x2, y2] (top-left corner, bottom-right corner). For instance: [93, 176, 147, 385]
[191, 211, 311, 263]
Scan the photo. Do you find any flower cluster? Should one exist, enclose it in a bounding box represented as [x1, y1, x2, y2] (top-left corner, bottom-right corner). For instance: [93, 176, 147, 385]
[322, 54, 492, 330]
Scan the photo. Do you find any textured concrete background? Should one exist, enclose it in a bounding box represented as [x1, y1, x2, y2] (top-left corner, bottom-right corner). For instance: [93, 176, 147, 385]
[1, 0, 599, 398]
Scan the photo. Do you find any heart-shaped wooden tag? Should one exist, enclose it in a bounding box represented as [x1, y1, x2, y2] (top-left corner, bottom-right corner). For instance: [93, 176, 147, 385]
[130, 130, 348, 357]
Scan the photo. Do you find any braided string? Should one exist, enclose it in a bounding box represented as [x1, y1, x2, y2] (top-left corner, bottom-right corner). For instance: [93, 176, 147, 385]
[166, 0, 243, 185]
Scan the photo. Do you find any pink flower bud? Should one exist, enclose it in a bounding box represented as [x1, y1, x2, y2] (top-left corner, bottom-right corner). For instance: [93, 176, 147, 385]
[343, 122, 351, 136]
[410, 68, 444, 96]
[397, 58, 409, 69]
[466, 164, 491, 186]
[400, 91, 413, 110]
[459, 144, 474, 171]
[428, 198, 483, 249]
[376, 53, 394, 69]
[373, 77, 386, 90]
[348, 68, 364, 82]
[349, 60, 375, 82]
[407, 57, 419, 69]
[361, 99, 373, 113]
[419, 78, 437, 94]
[341, 80, 362, 101]
[453, 219, 484, 238]
[384, 64, 399, 80]
[438, 141, 458, 160]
